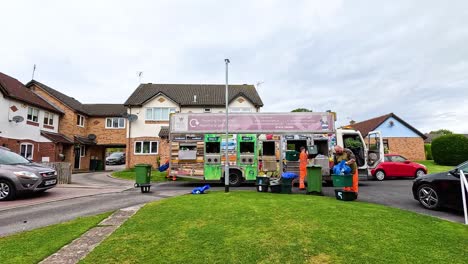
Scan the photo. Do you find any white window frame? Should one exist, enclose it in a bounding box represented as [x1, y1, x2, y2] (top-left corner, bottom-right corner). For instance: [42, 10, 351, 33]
[27, 107, 39, 122]
[43, 112, 54, 126]
[77, 114, 85, 127]
[229, 107, 252, 113]
[145, 108, 176, 121]
[106, 117, 126, 129]
[80, 145, 86, 157]
[20, 143, 34, 159]
[134, 141, 159, 155]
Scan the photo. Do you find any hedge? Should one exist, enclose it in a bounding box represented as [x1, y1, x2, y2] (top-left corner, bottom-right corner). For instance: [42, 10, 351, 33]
[431, 134, 468, 166]
[424, 144, 433, 160]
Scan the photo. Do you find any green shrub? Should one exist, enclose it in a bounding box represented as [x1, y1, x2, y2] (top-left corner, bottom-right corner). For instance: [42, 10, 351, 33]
[424, 144, 433, 160]
[431, 134, 468, 166]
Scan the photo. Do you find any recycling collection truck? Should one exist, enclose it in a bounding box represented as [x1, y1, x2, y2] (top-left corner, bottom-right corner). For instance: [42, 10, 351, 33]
[168, 112, 384, 185]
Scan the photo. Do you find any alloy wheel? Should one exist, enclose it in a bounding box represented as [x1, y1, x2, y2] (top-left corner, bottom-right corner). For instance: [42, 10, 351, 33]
[375, 171, 385, 181]
[0, 182, 10, 200]
[418, 186, 439, 209]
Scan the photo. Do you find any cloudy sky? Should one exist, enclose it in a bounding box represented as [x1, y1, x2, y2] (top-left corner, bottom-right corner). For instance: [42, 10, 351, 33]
[1, 0, 467, 133]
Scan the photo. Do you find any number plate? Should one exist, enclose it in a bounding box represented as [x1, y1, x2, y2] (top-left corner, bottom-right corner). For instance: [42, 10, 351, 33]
[45, 179, 57, 186]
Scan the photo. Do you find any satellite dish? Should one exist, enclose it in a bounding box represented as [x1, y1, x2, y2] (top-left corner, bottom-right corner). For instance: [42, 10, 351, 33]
[127, 114, 138, 122]
[88, 134, 97, 140]
[12, 116, 24, 123]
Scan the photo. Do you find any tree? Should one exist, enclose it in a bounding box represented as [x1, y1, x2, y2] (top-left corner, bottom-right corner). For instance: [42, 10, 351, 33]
[291, 108, 312, 112]
[429, 129, 453, 135]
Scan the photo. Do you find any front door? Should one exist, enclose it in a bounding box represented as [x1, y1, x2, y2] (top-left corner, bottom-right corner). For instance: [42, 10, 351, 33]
[74, 147, 80, 169]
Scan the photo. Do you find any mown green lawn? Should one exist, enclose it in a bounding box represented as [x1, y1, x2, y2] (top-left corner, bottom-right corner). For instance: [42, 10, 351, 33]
[1, 212, 111, 264]
[112, 169, 195, 182]
[416, 160, 455, 174]
[112, 169, 168, 181]
[83, 192, 468, 264]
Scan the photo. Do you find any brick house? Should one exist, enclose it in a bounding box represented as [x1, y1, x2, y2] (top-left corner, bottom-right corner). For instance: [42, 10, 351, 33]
[349, 113, 427, 161]
[0, 72, 67, 162]
[26, 80, 126, 171]
[124, 83, 263, 168]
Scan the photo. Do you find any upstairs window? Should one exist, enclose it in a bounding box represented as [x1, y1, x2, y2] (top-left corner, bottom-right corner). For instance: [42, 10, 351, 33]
[43, 112, 54, 126]
[77, 114, 85, 127]
[27, 107, 39, 122]
[145, 108, 176, 121]
[106, 117, 125, 128]
[229, 107, 252, 113]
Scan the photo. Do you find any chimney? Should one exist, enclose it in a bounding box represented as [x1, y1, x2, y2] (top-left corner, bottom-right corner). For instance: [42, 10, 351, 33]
[193, 95, 197, 103]
[350, 120, 356, 125]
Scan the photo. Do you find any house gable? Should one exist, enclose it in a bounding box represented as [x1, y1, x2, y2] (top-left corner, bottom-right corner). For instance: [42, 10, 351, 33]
[375, 117, 420, 138]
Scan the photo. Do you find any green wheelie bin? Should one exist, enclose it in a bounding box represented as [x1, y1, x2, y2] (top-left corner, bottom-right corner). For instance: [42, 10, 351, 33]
[306, 165, 323, 195]
[135, 164, 152, 193]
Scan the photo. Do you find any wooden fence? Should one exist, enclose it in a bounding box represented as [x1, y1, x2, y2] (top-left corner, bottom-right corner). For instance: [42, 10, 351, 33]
[42, 162, 72, 184]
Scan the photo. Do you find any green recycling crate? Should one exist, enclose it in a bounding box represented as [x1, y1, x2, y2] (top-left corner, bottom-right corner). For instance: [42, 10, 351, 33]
[306, 165, 322, 194]
[331, 174, 353, 187]
[135, 164, 152, 193]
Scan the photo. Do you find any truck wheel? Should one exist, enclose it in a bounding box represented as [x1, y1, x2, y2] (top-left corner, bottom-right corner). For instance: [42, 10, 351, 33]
[229, 171, 243, 187]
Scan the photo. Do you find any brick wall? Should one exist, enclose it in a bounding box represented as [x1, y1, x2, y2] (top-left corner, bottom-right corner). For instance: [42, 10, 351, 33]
[87, 117, 126, 145]
[387, 137, 425, 161]
[0, 137, 59, 162]
[30, 84, 89, 139]
[126, 137, 170, 169]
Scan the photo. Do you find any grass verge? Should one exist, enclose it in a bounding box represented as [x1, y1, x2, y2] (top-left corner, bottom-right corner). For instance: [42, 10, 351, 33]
[416, 160, 455, 173]
[112, 169, 194, 182]
[83, 192, 468, 264]
[0, 212, 111, 264]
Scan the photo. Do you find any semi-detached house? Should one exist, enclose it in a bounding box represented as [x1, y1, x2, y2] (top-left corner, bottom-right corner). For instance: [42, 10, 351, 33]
[124, 83, 263, 168]
[0, 72, 64, 162]
[26, 80, 127, 172]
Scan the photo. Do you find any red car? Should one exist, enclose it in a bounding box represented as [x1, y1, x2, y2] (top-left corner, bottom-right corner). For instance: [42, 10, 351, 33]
[371, 154, 427, 181]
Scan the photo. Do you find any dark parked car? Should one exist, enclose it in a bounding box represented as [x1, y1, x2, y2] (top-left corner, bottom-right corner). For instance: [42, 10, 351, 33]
[0, 147, 57, 201]
[412, 160, 468, 210]
[106, 152, 126, 165]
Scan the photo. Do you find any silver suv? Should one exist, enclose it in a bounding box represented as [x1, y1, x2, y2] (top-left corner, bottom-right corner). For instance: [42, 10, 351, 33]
[0, 147, 57, 201]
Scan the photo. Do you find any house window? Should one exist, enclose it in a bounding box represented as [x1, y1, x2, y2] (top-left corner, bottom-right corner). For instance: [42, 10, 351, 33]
[229, 107, 252, 113]
[20, 143, 34, 159]
[383, 139, 389, 154]
[145, 108, 176, 121]
[43, 112, 54, 126]
[204, 108, 211, 113]
[134, 141, 158, 154]
[27, 107, 39, 122]
[106, 117, 125, 128]
[77, 114, 85, 127]
[80, 145, 86, 157]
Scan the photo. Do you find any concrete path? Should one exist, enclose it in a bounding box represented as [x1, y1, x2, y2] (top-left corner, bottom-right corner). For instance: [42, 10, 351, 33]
[40, 204, 144, 264]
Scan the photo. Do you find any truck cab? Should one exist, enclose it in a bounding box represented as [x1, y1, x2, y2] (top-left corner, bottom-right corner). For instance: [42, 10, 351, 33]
[335, 128, 384, 180]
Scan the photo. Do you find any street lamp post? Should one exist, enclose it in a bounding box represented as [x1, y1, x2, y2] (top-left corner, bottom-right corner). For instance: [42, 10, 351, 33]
[224, 58, 230, 193]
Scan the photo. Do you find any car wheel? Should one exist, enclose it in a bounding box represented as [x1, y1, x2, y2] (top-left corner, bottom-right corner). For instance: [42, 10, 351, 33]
[228, 171, 243, 187]
[375, 170, 386, 181]
[417, 184, 441, 210]
[0, 179, 16, 201]
[415, 169, 425, 178]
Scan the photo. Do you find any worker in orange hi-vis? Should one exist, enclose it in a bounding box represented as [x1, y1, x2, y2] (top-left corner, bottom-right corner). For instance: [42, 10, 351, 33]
[299, 146, 308, 190]
[333, 145, 358, 193]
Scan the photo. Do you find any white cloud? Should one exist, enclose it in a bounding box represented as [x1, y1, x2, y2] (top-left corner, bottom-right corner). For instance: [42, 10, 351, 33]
[0, 0, 467, 133]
